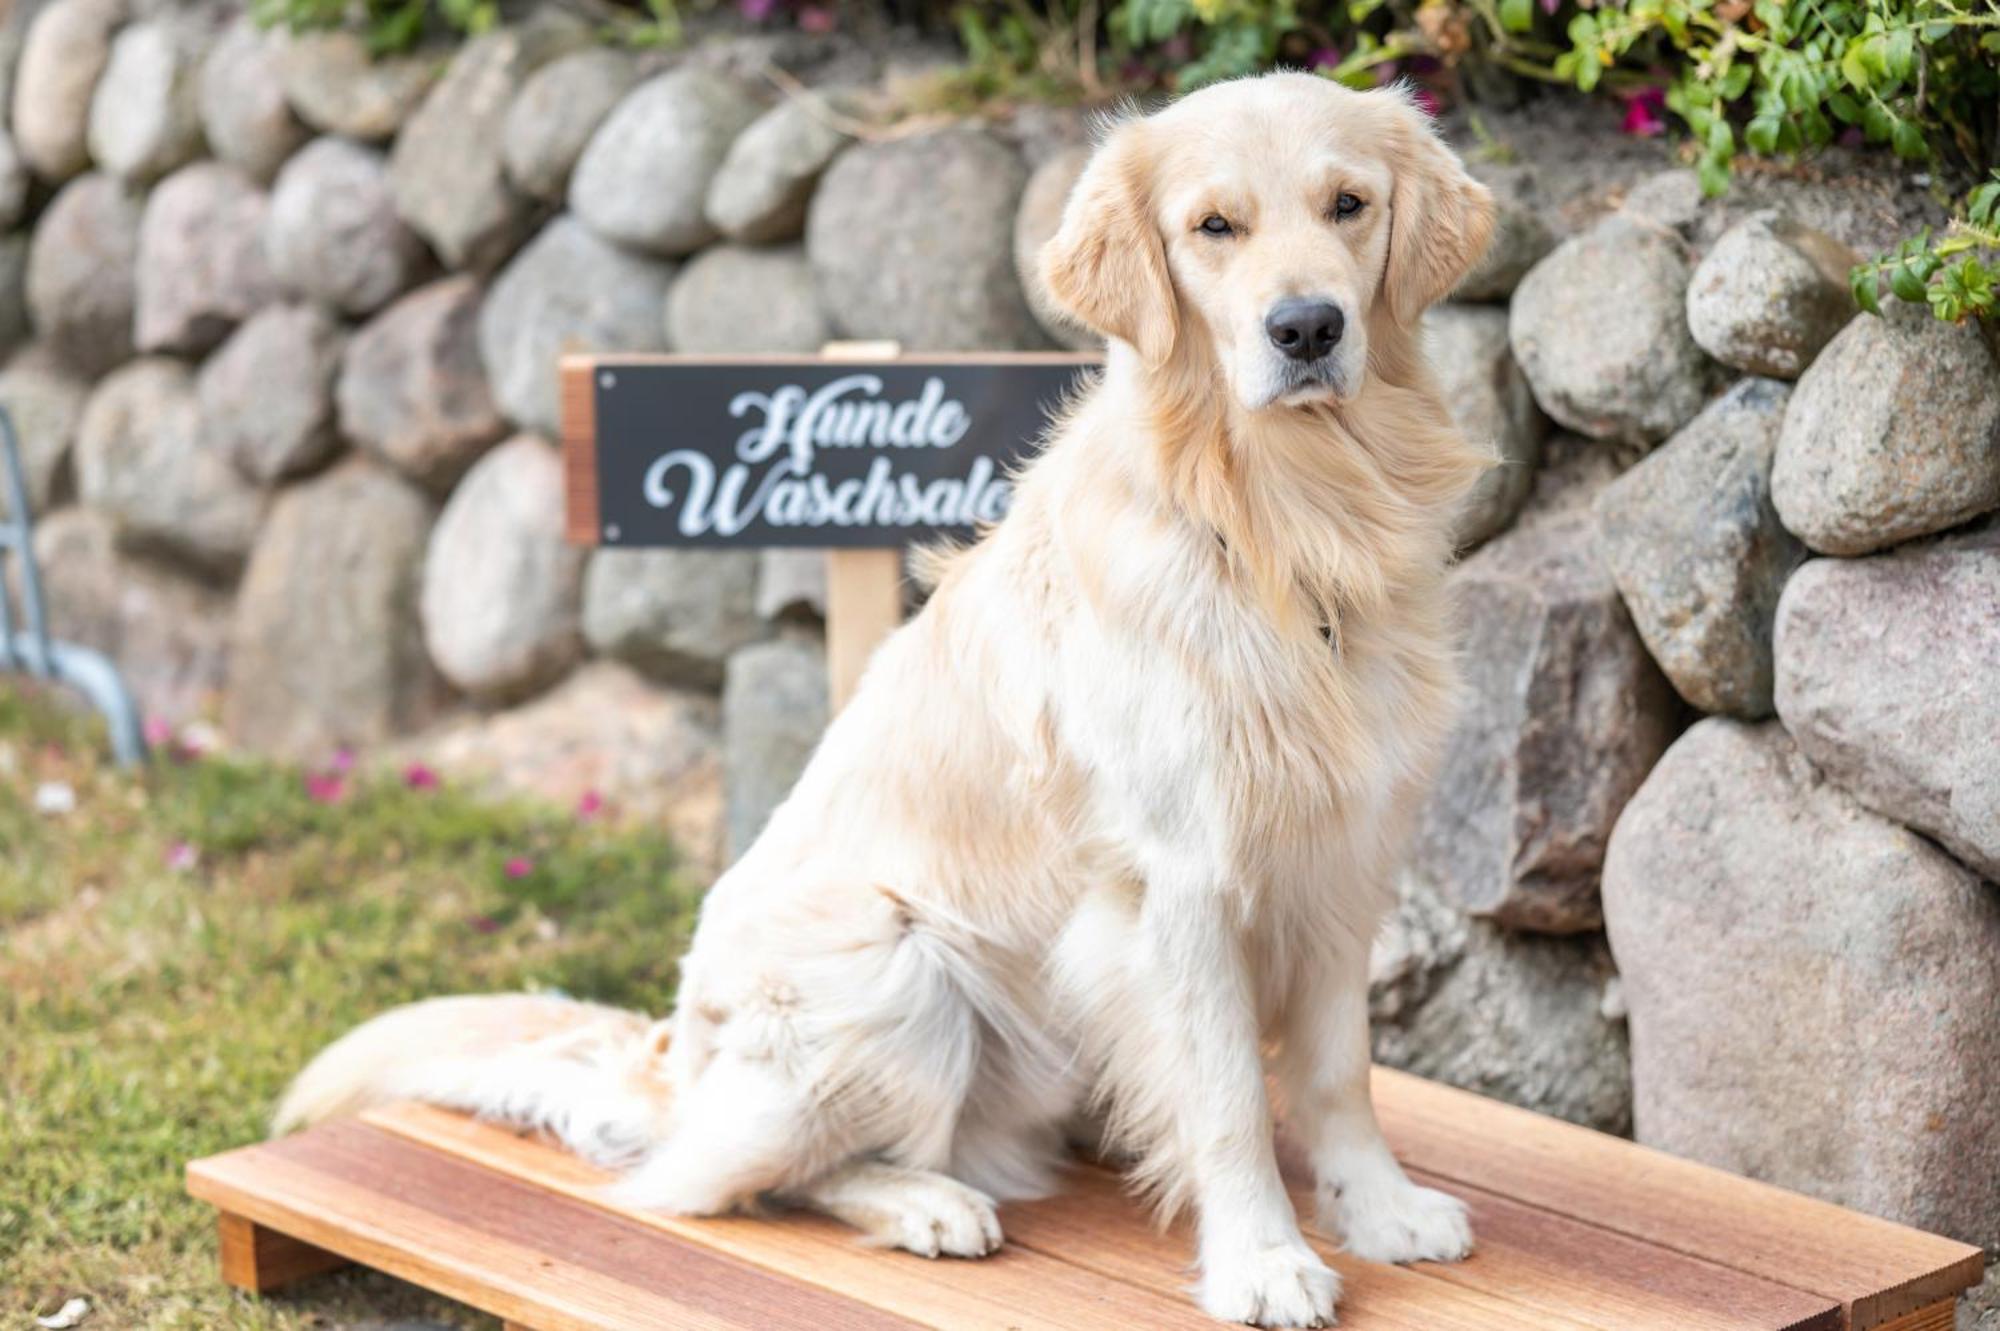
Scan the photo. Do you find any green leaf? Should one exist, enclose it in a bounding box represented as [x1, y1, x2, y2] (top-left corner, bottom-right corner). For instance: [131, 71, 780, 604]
[1851, 265, 1882, 315]
[1697, 153, 1731, 197]
[1745, 117, 1781, 155]
[1840, 42, 1871, 90]
[1890, 262, 1930, 303]
[1890, 117, 1928, 161]
[1499, 0, 1533, 34]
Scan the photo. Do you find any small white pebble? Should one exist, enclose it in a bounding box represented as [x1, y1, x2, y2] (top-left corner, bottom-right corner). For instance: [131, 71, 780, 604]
[1600, 976, 1629, 1022]
[37, 1296, 91, 1329]
[33, 781, 76, 816]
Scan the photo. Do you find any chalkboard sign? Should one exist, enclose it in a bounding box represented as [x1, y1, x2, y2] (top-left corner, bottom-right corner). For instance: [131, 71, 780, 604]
[560, 353, 1099, 549]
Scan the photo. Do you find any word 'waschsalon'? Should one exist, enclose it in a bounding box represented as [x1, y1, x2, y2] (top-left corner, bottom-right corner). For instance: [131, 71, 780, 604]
[642, 375, 1013, 536]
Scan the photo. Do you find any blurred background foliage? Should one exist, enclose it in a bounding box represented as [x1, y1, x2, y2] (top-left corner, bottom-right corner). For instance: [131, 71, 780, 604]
[249, 0, 2000, 316]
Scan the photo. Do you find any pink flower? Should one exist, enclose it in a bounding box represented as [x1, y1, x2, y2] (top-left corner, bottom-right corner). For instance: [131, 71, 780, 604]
[143, 717, 174, 747]
[305, 772, 346, 804]
[1411, 87, 1443, 118]
[1540, 0, 1560, 13]
[166, 841, 199, 872]
[470, 914, 501, 934]
[576, 789, 605, 821]
[796, 4, 834, 33]
[504, 856, 534, 879]
[1309, 46, 1344, 72]
[330, 747, 357, 774]
[403, 763, 439, 791]
[739, 0, 777, 19]
[1621, 86, 1668, 138]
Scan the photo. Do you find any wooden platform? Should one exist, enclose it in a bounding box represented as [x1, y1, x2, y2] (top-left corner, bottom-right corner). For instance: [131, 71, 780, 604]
[186, 1067, 1982, 1331]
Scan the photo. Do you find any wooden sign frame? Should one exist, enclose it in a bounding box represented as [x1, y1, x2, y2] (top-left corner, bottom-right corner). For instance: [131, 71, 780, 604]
[558, 345, 1101, 709]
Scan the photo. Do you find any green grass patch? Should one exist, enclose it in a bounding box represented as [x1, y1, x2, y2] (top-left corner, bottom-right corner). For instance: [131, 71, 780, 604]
[0, 683, 703, 1329]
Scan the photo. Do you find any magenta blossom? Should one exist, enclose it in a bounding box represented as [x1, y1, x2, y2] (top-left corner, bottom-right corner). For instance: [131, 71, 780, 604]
[738, 0, 777, 19]
[403, 763, 439, 791]
[166, 841, 199, 872]
[1309, 47, 1344, 72]
[797, 4, 834, 33]
[1541, 0, 1560, 13]
[504, 856, 534, 879]
[576, 789, 605, 821]
[1411, 87, 1443, 118]
[144, 717, 174, 747]
[1622, 86, 1668, 137]
[330, 746, 357, 774]
[305, 772, 346, 804]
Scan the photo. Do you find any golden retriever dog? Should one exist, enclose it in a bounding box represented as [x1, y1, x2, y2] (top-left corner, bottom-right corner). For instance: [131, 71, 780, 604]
[279, 71, 1495, 1328]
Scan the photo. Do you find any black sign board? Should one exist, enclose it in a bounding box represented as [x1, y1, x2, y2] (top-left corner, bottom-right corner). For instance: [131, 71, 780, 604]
[560, 353, 1099, 549]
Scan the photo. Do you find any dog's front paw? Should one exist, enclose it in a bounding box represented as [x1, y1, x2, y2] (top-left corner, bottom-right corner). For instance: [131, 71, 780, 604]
[1198, 1241, 1342, 1328]
[872, 1174, 1005, 1259]
[1335, 1181, 1472, 1265]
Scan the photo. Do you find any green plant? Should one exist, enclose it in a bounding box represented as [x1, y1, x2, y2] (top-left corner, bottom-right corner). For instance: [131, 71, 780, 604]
[1852, 171, 2000, 320]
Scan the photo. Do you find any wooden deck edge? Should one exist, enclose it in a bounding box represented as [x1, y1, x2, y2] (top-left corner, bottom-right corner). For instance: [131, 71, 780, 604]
[1866, 1298, 1958, 1331]
[1852, 1260, 1989, 1331]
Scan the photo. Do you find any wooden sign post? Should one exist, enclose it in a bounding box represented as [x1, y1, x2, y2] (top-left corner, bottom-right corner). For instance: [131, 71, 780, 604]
[559, 345, 1097, 709]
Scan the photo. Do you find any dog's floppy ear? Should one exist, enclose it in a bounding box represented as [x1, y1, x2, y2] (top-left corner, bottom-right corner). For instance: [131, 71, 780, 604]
[1382, 96, 1495, 325]
[1040, 120, 1178, 365]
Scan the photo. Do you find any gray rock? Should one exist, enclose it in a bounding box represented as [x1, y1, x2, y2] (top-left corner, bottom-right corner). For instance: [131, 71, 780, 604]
[403, 661, 724, 878]
[569, 68, 763, 256]
[134, 162, 276, 355]
[276, 30, 438, 141]
[664, 244, 827, 354]
[1774, 535, 2000, 880]
[29, 506, 230, 723]
[581, 547, 766, 688]
[1621, 168, 1704, 233]
[199, 21, 308, 183]
[337, 275, 504, 492]
[0, 131, 33, 229]
[1595, 378, 1807, 717]
[756, 548, 826, 622]
[808, 126, 1046, 351]
[499, 47, 639, 204]
[265, 137, 427, 317]
[225, 458, 447, 760]
[0, 344, 87, 517]
[74, 358, 264, 578]
[1771, 307, 2000, 555]
[390, 22, 585, 272]
[1509, 215, 1713, 446]
[1686, 211, 1857, 380]
[86, 19, 201, 182]
[1962, 1264, 2000, 1331]
[1424, 303, 1547, 549]
[724, 626, 828, 860]
[478, 215, 672, 436]
[1370, 870, 1631, 1134]
[419, 433, 584, 702]
[1603, 719, 2000, 1247]
[26, 173, 140, 376]
[13, 0, 122, 183]
[198, 302, 345, 485]
[706, 92, 851, 245]
[1453, 198, 1556, 303]
[1012, 144, 1097, 351]
[1413, 457, 1680, 933]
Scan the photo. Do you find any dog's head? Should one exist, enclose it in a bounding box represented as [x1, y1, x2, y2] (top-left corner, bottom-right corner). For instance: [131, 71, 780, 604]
[1042, 73, 1493, 413]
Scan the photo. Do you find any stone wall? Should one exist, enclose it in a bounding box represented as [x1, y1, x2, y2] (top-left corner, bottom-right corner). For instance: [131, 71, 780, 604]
[3, 0, 1996, 1273]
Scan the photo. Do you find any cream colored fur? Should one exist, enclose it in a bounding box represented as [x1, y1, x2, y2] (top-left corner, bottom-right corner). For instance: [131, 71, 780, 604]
[278, 72, 1496, 1328]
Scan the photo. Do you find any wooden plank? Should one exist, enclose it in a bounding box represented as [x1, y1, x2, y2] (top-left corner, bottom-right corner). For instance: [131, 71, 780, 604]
[1372, 1067, 1985, 1329]
[558, 357, 601, 546]
[190, 1122, 915, 1331]
[1869, 1302, 1956, 1331]
[826, 548, 902, 709]
[367, 1102, 1225, 1331]
[216, 1210, 349, 1292]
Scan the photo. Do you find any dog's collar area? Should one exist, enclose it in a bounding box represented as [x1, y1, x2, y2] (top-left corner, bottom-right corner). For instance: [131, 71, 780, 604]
[1213, 532, 1341, 653]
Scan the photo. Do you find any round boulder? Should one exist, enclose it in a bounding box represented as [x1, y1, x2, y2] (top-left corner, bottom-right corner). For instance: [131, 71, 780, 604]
[809, 126, 1045, 350]
[705, 93, 852, 245]
[338, 275, 506, 491]
[1771, 306, 2000, 555]
[1012, 144, 1097, 351]
[0, 132, 33, 230]
[199, 20, 309, 183]
[134, 162, 277, 356]
[12, 0, 123, 184]
[86, 20, 203, 183]
[265, 137, 428, 316]
[1686, 211, 1856, 379]
[26, 172, 141, 376]
[198, 302, 345, 486]
[1453, 197, 1556, 303]
[419, 433, 586, 701]
[73, 358, 265, 578]
[276, 29, 438, 141]
[665, 244, 827, 354]
[477, 215, 673, 436]
[500, 47, 639, 204]
[581, 547, 766, 688]
[1423, 303, 1547, 548]
[0, 235, 30, 361]
[225, 458, 449, 760]
[0, 343, 89, 518]
[569, 68, 763, 256]
[1509, 215, 1713, 447]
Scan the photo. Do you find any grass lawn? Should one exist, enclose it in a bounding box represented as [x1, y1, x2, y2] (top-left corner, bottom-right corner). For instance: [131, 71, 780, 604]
[0, 682, 704, 1330]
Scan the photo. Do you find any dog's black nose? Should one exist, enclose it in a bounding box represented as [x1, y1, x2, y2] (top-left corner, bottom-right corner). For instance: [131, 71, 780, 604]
[1265, 300, 1345, 363]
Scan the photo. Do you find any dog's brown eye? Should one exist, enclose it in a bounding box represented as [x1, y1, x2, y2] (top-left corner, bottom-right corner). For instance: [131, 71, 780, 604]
[1334, 193, 1364, 220]
[1197, 214, 1235, 237]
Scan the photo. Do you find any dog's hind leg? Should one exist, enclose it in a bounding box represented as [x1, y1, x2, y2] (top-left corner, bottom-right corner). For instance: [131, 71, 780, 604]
[784, 1161, 1004, 1258]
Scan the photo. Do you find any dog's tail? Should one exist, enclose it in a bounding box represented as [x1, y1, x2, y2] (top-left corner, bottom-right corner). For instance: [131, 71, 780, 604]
[271, 993, 677, 1166]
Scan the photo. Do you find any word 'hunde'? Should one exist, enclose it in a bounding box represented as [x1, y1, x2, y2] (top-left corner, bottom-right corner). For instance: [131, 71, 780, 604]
[642, 374, 1011, 535]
